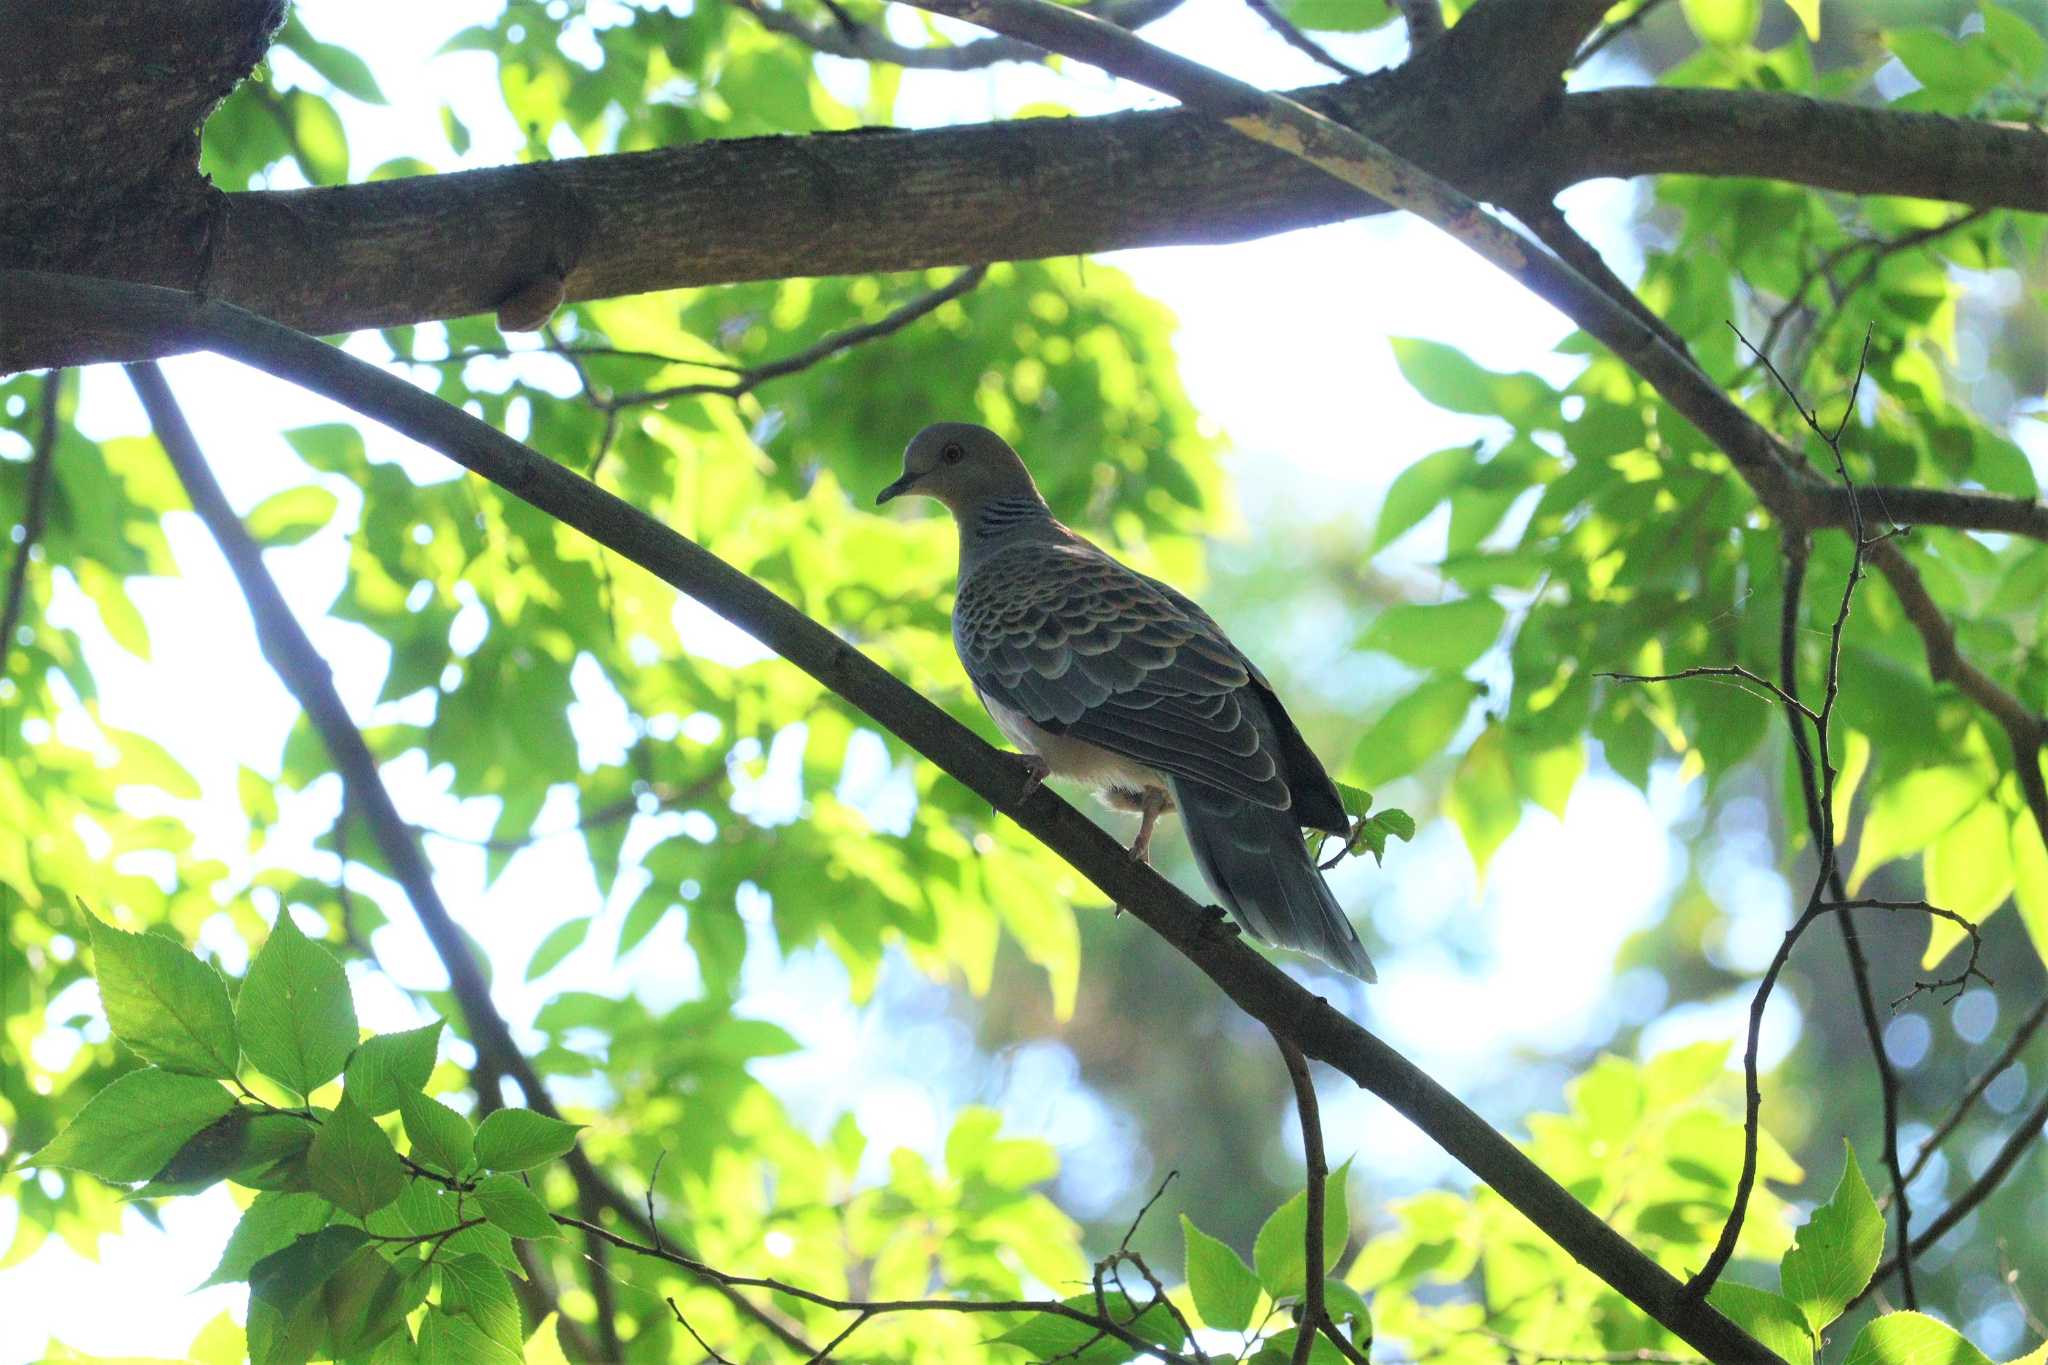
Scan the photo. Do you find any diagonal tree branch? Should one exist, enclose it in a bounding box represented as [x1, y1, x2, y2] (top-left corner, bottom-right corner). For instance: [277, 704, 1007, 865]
[32, 273, 1777, 1362]
[122, 359, 818, 1359]
[0, 369, 62, 683]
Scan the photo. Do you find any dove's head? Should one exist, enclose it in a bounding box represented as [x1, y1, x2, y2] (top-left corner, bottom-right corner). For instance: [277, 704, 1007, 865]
[877, 422, 1042, 513]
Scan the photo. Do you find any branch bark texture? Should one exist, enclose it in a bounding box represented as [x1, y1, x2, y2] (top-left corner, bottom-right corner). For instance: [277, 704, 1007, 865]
[36, 273, 1777, 1362]
[1, 0, 2041, 371]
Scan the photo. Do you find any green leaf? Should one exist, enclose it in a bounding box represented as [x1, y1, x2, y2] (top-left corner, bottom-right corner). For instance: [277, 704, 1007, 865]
[247, 1226, 371, 1365]
[1705, 1282, 1815, 1365]
[524, 916, 591, 981]
[1446, 726, 1520, 876]
[1922, 801, 2013, 967]
[474, 1108, 583, 1172]
[1682, 0, 1763, 47]
[1780, 1140, 1884, 1334]
[307, 1093, 405, 1218]
[343, 1022, 445, 1116]
[418, 1307, 521, 1365]
[438, 1253, 523, 1352]
[1360, 597, 1506, 672]
[30, 1067, 235, 1182]
[1846, 766, 1980, 893]
[1782, 0, 1820, 40]
[1278, 0, 1393, 33]
[990, 1291, 1187, 1361]
[87, 914, 239, 1079]
[238, 910, 358, 1098]
[244, 484, 339, 547]
[323, 1246, 429, 1360]
[203, 1191, 334, 1288]
[1374, 443, 1477, 551]
[281, 18, 389, 103]
[2011, 812, 2048, 964]
[475, 1172, 561, 1239]
[1181, 1214, 1261, 1331]
[1390, 338, 1556, 424]
[397, 1089, 475, 1178]
[1842, 1312, 1995, 1365]
[108, 725, 198, 797]
[1252, 1161, 1351, 1300]
[1349, 675, 1482, 786]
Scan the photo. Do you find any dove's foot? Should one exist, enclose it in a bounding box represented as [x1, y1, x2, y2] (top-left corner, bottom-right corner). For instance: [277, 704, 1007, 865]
[1015, 753, 1051, 803]
[1126, 786, 1170, 864]
[1197, 905, 1242, 945]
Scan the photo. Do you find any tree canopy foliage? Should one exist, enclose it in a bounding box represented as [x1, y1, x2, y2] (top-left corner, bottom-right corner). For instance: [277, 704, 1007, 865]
[2, 0, 2047, 1361]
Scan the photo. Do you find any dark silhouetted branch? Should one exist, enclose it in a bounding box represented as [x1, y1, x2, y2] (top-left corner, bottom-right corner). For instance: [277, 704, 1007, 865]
[1852, 1086, 2048, 1311]
[1901, 993, 2048, 1189]
[558, 1213, 1201, 1363]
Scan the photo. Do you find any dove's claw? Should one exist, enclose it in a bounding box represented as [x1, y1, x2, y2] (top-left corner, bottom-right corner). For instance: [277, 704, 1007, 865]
[1015, 753, 1051, 803]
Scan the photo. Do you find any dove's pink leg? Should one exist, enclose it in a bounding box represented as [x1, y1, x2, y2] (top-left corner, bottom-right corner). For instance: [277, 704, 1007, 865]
[1128, 786, 1171, 864]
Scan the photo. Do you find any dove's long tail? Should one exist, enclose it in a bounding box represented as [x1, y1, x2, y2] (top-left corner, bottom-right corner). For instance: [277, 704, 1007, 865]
[1170, 776, 1377, 982]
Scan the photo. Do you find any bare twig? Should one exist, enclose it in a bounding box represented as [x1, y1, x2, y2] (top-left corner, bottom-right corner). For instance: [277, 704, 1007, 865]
[607, 266, 987, 409]
[1851, 1086, 2048, 1310]
[1243, 0, 1368, 80]
[1598, 666, 1816, 721]
[1573, 0, 1675, 65]
[1777, 533, 1919, 1309]
[1275, 1034, 1331, 1365]
[0, 369, 62, 683]
[562, 1214, 1201, 1363]
[668, 1298, 738, 1365]
[1683, 329, 1884, 1297]
[1512, 197, 1696, 364]
[1900, 993, 2048, 1189]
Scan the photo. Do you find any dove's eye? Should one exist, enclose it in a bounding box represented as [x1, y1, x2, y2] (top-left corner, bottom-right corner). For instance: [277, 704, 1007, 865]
[941, 442, 965, 464]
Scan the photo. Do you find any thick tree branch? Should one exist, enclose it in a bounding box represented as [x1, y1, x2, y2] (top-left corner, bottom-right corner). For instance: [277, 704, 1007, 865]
[122, 359, 818, 1358]
[35, 274, 1776, 1363]
[3, 33, 2041, 372]
[0, 369, 60, 682]
[1538, 88, 2047, 212]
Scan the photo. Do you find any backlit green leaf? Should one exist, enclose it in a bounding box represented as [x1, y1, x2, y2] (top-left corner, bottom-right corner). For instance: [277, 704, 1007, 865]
[87, 914, 239, 1078]
[238, 910, 358, 1098]
[475, 1173, 560, 1239]
[1842, 1311, 1995, 1365]
[1780, 1140, 1883, 1334]
[244, 485, 339, 548]
[1181, 1214, 1261, 1331]
[30, 1067, 235, 1182]
[474, 1108, 583, 1172]
[307, 1093, 405, 1218]
[396, 1089, 475, 1178]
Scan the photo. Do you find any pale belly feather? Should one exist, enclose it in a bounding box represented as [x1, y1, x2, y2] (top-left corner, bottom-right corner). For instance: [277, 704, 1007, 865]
[977, 689, 1172, 813]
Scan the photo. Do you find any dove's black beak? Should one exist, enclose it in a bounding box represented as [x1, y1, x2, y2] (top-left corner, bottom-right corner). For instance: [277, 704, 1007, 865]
[875, 473, 917, 506]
